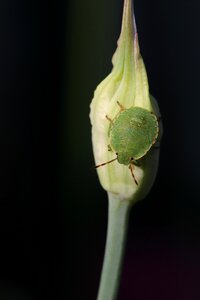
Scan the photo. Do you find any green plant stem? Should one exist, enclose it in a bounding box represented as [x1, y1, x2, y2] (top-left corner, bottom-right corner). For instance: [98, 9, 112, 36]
[97, 194, 130, 300]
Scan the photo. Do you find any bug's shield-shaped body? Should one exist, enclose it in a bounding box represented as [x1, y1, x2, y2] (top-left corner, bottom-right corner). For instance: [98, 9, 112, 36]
[109, 107, 159, 165]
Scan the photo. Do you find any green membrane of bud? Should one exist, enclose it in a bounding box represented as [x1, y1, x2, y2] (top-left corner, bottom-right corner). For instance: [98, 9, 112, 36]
[90, 0, 162, 204]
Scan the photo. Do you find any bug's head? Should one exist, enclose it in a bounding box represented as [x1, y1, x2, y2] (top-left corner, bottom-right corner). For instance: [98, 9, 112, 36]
[116, 152, 131, 166]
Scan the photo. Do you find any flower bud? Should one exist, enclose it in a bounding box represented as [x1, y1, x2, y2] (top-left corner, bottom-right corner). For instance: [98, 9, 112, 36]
[90, 0, 162, 204]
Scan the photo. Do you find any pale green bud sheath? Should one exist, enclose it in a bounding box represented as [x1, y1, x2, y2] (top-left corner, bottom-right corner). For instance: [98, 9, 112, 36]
[90, 0, 162, 299]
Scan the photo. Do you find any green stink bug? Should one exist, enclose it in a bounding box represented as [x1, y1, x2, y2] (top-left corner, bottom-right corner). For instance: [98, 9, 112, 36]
[95, 102, 159, 185]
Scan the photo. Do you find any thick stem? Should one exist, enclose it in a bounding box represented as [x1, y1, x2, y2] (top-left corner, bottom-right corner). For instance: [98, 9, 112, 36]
[97, 194, 130, 300]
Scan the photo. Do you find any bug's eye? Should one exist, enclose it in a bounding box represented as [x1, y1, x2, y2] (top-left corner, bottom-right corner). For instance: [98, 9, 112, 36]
[116, 152, 118, 156]
[131, 157, 134, 161]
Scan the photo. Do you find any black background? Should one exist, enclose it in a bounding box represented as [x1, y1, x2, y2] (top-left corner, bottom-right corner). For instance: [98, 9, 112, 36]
[1, 0, 200, 299]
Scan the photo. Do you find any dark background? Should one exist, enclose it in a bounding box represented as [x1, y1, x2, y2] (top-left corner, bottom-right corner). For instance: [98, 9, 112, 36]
[0, 0, 200, 299]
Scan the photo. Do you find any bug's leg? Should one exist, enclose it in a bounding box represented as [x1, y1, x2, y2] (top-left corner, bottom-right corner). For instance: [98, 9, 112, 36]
[95, 157, 117, 168]
[105, 115, 113, 124]
[129, 164, 138, 185]
[116, 101, 125, 111]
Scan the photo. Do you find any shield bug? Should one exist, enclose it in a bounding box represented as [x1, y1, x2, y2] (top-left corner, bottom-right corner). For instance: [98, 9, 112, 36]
[95, 102, 159, 185]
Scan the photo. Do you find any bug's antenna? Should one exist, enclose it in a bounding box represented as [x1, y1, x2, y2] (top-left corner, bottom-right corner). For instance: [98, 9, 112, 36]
[129, 164, 138, 185]
[95, 157, 117, 168]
